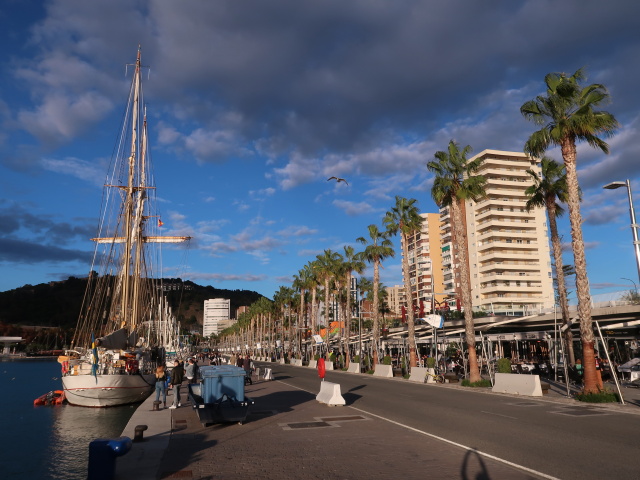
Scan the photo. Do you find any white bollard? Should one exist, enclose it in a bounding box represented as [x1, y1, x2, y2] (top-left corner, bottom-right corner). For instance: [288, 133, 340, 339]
[316, 381, 346, 406]
[263, 368, 273, 381]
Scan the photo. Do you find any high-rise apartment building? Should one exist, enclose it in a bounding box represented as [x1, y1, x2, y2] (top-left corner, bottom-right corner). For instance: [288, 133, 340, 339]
[464, 150, 554, 315]
[385, 285, 403, 317]
[401, 213, 446, 314]
[203, 298, 231, 336]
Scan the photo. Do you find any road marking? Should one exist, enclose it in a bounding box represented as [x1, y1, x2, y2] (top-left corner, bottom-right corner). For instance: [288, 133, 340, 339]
[350, 406, 560, 480]
[279, 379, 560, 480]
[481, 411, 518, 419]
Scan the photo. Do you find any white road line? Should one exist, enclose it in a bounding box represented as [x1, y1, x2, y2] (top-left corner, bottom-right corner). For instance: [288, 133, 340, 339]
[279, 379, 559, 479]
[481, 410, 518, 419]
[349, 406, 560, 480]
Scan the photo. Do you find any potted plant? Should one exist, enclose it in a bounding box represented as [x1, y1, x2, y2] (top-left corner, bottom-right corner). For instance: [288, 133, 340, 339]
[497, 358, 512, 374]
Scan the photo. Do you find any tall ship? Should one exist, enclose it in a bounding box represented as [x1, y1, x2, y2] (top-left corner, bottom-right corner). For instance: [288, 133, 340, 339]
[58, 48, 190, 407]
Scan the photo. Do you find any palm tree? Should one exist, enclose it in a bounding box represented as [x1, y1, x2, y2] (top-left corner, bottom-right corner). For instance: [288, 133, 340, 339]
[525, 157, 575, 365]
[427, 141, 486, 383]
[315, 249, 341, 355]
[302, 261, 320, 335]
[273, 286, 294, 358]
[521, 68, 619, 394]
[341, 245, 365, 367]
[384, 197, 424, 368]
[357, 224, 395, 367]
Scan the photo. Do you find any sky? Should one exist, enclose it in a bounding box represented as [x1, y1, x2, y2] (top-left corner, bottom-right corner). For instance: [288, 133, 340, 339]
[1, 0, 640, 302]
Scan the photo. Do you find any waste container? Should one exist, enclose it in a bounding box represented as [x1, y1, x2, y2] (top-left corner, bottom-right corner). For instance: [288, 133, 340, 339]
[189, 365, 254, 426]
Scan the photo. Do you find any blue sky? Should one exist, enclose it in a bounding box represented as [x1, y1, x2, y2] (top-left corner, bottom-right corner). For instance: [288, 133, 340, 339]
[1, 0, 640, 301]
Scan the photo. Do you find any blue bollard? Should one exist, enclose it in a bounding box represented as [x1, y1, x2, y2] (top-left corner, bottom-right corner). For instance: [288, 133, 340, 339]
[87, 436, 132, 480]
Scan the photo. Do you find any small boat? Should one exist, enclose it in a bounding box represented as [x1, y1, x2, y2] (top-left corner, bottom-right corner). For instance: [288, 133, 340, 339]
[34, 390, 65, 406]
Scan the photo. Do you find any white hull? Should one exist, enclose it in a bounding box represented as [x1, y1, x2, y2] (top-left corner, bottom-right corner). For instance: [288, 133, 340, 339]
[62, 373, 155, 407]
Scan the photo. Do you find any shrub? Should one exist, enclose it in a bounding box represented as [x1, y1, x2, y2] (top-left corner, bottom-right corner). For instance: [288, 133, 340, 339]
[314, 354, 320, 361]
[353, 355, 360, 364]
[576, 390, 619, 403]
[497, 358, 512, 374]
[403, 373, 410, 379]
[383, 355, 392, 365]
[366, 369, 374, 374]
[329, 352, 336, 362]
[426, 357, 436, 369]
[461, 379, 492, 388]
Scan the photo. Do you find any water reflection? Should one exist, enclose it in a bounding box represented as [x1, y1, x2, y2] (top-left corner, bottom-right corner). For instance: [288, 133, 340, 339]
[46, 404, 133, 480]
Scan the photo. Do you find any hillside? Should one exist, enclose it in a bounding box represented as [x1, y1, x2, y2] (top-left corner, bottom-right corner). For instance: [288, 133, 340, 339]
[0, 277, 266, 330]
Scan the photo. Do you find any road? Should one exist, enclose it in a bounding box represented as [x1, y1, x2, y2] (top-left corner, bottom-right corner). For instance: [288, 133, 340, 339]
[264, 362, 639, 479]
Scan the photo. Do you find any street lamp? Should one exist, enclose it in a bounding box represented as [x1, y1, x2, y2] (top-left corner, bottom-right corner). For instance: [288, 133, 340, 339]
[621, 277, 637, 294]
[603, 179, 640, 285]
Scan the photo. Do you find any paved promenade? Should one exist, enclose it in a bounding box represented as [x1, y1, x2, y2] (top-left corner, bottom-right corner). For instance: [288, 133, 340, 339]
[115, 364, 640, 480]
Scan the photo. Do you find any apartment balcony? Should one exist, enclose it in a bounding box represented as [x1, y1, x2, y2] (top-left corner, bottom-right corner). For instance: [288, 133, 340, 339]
[476, 218, 536, 231]
[477, 241, 540, 253]
[480, 272, 543, 283]
[477, 228, 538, 241]
[479, 251, 539, 263]
[479, 284, 544, 295]
[476, 161, 532, 174]
[481, 293, 547, 303]
[479, 261, 541, 273]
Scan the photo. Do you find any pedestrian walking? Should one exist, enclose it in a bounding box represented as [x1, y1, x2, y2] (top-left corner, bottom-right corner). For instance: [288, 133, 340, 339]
[154, 365, 168, 409]
[169, 359, 185, 409]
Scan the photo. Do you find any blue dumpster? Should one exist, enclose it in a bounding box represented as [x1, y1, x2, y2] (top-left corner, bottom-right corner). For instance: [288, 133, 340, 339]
[199, 365, 246, 402]
[189, 365, 253, 426]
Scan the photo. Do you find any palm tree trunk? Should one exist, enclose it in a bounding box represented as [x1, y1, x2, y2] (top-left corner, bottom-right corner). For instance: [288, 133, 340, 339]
[372, 260, 380, 368]
[311, 286, 317, 335]
[451, 199, 481, 382]
[345, 271, 352, 367]
[401, 231, 417, 368]
[546, 201, 576, 366]
[324, 277, 330, 358]
[561, 138, 598, 393]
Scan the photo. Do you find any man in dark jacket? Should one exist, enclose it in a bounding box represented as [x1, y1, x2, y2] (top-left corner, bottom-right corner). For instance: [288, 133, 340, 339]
[169, 359, 185, 409]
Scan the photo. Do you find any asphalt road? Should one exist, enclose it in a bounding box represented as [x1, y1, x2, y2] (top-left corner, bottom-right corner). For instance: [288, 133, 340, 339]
[263, 362, 639, 480]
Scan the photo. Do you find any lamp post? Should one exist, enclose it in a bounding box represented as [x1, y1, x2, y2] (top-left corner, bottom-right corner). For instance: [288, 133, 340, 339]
[603, 180, 640, 285]
[621, 277, 637, 294]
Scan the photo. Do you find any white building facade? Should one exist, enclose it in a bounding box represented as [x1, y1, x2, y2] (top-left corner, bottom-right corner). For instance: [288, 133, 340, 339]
[203, 298, 231, 337]
[465, 150, 555, 315]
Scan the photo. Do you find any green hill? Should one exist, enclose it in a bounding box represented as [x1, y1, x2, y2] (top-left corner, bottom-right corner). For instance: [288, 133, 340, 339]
[0, 277, 266, 330]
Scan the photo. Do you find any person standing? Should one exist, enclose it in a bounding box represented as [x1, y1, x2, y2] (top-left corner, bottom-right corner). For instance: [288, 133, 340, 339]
[185, 358, 195, 384]
[154, 365, 168, 409]
[169, 359, 185, 409]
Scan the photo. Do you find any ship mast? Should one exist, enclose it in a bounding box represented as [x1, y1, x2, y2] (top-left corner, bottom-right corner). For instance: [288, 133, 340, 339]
[90, 47, 190, 337]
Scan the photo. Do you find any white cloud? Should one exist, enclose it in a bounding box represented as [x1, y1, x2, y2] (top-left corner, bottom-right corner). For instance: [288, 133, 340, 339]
[40, 156, 106, 186]
[332, 199, 381, 217]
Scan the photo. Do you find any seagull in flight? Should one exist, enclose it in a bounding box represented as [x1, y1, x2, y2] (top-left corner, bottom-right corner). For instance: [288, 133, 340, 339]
[327, 176, 349, 185]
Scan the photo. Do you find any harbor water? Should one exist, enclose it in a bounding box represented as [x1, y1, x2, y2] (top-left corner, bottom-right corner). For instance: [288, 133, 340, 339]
[0, 358, 136, 479]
